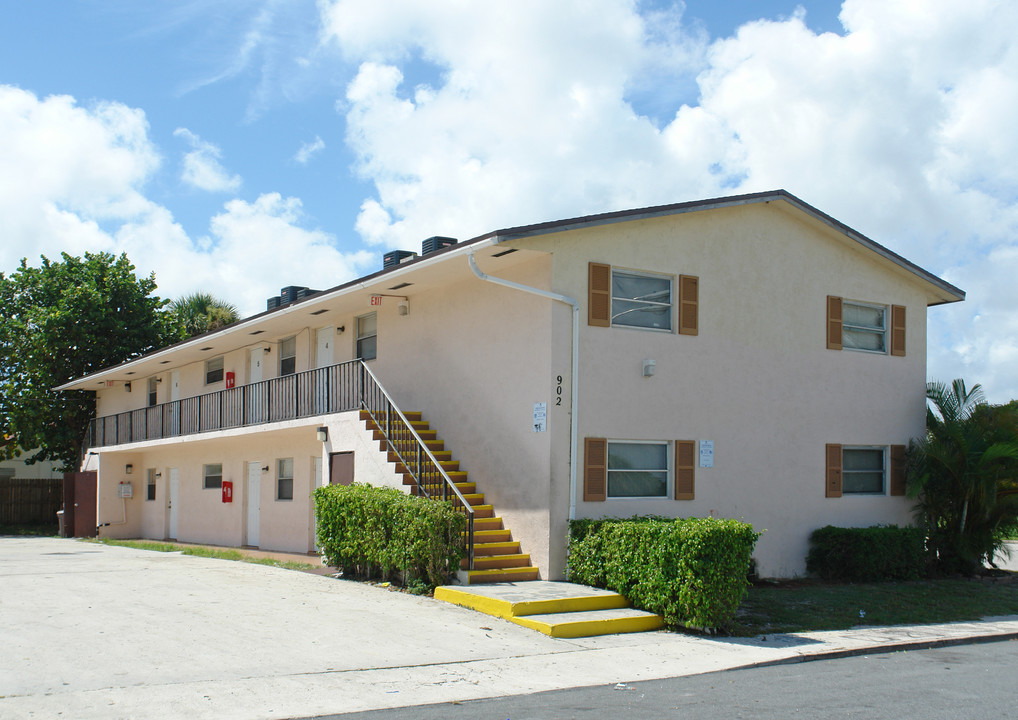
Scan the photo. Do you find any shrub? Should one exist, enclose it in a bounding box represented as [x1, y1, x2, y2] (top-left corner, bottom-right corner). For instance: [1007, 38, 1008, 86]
[806, 525, 927, 582]
[568, 516, 760, 631]
[314, 483, 467, 590]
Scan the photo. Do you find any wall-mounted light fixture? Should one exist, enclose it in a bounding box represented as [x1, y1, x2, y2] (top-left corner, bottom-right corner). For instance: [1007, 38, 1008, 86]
[125, 382, 132, 392]
[316, 426, 329, 442]
[125, 464, 133, 474]
[336, 325, 345, 335]
[398, 301, 410, 316]
[262, 465, 270, 472]
[642, 358, 656, 377]
[155, 472, 162, 478]
[156, 377, 163, 383]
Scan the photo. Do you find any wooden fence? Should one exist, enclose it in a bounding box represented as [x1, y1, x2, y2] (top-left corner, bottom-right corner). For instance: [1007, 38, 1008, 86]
[0, 477, 63, 526]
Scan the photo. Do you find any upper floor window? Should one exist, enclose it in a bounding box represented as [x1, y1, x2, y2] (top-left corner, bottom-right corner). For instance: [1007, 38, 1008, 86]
[612, 271, 672, 331]
[827, 297, 905, 356]
[280, 336, 296, 376]
[147, 377, 158, 407]
[588, 263, 698, 335]
[843, 301, 886, 353]
[356, 313, 377, 361]
[205, 357, 224, 385]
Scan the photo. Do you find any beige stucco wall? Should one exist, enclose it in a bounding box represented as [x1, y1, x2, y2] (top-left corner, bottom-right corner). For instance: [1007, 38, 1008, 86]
[368, 254, 558, 577]
[521, 201, 931, 577]
[94, 412, 404, 553]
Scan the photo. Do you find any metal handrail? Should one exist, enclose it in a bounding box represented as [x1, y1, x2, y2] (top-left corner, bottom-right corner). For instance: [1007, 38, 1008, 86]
[359, 362, 475, 570]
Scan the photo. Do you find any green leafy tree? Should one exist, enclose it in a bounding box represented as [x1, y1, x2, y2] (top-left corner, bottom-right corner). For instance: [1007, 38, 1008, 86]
[0, 252, 178, 470]
[170, 292, 240, 337]
[907, 380, 1018, 575]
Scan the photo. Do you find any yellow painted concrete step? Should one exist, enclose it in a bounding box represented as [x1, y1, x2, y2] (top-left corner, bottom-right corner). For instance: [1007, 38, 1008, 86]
[511, 608, 664, 638]
[461, 566, 540, 584]
[473, 541, 520, 556]
[465, 553, 532, 571]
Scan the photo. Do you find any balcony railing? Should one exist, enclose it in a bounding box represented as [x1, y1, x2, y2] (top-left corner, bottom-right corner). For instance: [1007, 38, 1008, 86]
[86, 359, 364, 449]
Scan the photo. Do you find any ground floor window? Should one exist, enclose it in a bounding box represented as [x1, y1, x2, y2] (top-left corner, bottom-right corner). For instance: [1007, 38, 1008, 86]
[203, 463, 223, 490]
[842, 447, 885, 493]
[277, 458, 293, 500]
[607, 441, 669, 498]
[146, 468, 156, 501]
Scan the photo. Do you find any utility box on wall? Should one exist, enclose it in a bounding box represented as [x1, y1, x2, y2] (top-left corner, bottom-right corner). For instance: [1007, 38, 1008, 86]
[225, 371, 235, 389]
[222, 480, 233, 503]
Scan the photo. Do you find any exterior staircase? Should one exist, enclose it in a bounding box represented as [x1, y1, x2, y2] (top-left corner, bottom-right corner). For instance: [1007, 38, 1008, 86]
[360, 410, 540, 584]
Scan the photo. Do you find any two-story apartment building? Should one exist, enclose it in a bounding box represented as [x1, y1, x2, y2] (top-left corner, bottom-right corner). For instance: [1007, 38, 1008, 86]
[58, 190, 964, 579]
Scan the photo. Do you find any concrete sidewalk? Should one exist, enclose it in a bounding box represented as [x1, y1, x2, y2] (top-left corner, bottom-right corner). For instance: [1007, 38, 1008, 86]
[2, 536, 1016, 720]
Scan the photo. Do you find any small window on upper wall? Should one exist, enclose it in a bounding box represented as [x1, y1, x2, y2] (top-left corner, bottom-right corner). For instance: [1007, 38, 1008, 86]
[280, 336, 296, 376]
[612, 270, 673, 331]
[607, 441, 669, 498]
[277, 458, 293, 500]
[205, 357, 224, 385]
[843, 301, 886, 353]
[356, 313, 377, 361]
[203, 463, 223, 490]
[146, 468, 156, 501]
[147, 377, 158, 407]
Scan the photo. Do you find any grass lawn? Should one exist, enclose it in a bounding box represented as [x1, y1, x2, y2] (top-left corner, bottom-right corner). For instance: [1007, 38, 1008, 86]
[731, 576, 1018, 637]
[84, 537, 319, 572]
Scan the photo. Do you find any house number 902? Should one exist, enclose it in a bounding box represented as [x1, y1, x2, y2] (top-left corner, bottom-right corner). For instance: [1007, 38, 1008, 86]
[555, 375, 563, 406]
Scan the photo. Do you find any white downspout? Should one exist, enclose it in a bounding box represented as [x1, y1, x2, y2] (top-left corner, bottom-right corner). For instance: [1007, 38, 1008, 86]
[467, 253, 581, 521]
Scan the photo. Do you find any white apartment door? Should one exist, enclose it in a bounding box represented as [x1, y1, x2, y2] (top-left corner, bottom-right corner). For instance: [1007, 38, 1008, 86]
[167, 468, 179, 540]
[315, 327, 333, 368]
[168, 370, 181, 433]
[245, 461, 260, 547]
[249, 348, 263, 384]
[170, 371, 180, 401]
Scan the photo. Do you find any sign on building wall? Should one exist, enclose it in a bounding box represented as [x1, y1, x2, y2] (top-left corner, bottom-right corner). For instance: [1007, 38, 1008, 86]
[533, 402, 547, 432]
[699, 440, 714, 468]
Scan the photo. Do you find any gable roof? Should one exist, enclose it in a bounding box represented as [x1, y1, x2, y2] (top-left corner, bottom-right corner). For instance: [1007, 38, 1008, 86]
[56, 189, 963, 390]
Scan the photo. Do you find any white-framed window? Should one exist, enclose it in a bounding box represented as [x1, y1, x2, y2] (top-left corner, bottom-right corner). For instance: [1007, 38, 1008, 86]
[203, 463, 223, 490]
[842, 447, 886, 494]
[205, 357, 224, 385]
[277, 457, 293, 501]
[280, 336, 296, 376]
[146, 468, 156, 501]
[842, 301, 886, 353]
[356, 313, 377, 361]
[147, 377, 158, 407]
[612, 270, 672, 331]
[607, 441, 670, 498]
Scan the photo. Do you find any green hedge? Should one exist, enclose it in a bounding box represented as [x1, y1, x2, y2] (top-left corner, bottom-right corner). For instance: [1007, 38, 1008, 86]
[568, 516, 760, 631]
[806, 525, 927, 582]
[314, 483, 467, 590]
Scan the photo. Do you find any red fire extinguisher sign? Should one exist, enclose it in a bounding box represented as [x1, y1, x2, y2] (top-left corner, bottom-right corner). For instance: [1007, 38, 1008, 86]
[222, 480, 233, 503]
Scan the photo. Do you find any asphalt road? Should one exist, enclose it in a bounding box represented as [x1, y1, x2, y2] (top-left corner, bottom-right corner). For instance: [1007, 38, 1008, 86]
[326, 639, 1018, 720]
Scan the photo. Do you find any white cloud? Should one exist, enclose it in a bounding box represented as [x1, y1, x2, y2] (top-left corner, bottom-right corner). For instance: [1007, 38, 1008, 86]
[174, 127, 242, 192]
[0, 86, 374, 318]
[319, 0, 1018, 402]
[294, 135, 325, 164]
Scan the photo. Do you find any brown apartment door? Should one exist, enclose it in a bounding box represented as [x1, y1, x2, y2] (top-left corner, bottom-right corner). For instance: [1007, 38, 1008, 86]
[71, 471, 98, 537]
[329, 452, 354, 486]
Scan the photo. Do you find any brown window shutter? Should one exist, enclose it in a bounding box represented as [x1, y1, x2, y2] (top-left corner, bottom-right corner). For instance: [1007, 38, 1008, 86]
[675, 440, 695, 500]
[583, 438, 607, 501]
[588, 263, 611, 327]
[890, 305, 906, 357]
[826, 444, 843, 497]
[827, 296, 843, 350]
[678, 275, 699, 336]
[890, 444, 906, 496]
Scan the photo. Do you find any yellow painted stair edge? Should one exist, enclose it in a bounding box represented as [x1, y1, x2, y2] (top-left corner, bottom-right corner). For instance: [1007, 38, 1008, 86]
[434, 586, 631, 619]
[510, 613, 664, 638]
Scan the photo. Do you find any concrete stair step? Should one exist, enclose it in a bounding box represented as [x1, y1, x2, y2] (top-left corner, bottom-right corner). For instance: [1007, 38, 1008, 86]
[473, 540, 521, 556]
[511, 608, 664, 638]
[459, 567, 540, 584]
[471, 528, 511, 542]
[463, 553, 532, 570]
[471, 517, 504, 531]
[361, 409, 423, 423]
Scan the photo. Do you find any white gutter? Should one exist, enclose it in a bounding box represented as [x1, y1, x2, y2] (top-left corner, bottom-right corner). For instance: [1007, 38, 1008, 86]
[467, 252, 581, 521]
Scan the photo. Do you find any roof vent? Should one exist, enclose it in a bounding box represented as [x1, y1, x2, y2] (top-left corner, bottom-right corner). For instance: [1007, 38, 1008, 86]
[383, 250, 418, 268]
[422, 236, 457, 256]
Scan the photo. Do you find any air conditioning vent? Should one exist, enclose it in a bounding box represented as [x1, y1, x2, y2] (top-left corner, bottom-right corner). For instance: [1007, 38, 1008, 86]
[383, 250, 418, 268]
[422, 236, 457, 255]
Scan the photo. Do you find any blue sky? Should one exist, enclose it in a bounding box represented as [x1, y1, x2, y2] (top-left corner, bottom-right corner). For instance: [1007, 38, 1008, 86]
[1, 1, 1016, 401]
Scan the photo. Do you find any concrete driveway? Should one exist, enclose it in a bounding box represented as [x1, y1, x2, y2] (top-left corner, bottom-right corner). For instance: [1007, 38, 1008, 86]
[3, 537, 1018, 720]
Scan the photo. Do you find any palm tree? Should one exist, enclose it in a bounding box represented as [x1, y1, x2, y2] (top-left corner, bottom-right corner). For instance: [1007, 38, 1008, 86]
[907, 380, 1018, 574]
[170, 292, 240, 338]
